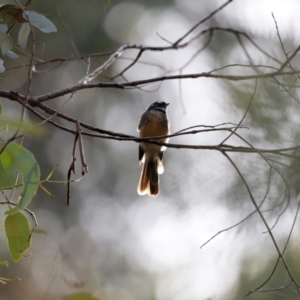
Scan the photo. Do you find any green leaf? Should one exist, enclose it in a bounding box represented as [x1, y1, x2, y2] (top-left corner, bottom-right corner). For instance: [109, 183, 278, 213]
[105, 0, 111, 4]
[23, 11, 57, 33]
[0, 142, 40, 215]
[0, 276, 20, 284]
[63, 292, 101, 300]
[0, 5, 26, 26]
[0, 165, 15, 189]
[0, 260, 8, 267]
[5, 212, 31, 262]
[0, 31, 14, 55]
[18, 23, 30, 49]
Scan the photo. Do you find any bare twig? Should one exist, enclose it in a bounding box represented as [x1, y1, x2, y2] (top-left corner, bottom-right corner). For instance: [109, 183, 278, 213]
[220, 78, 257, 144]
[246, 198, 299, 298]
[174, 0, 233, 45]
[247, 280, 292, 294]
[57, 6, 87, 66]
[272, 12, 299, 79]
[200, 166, 273, 249]
[111, 49, 144, 79]
[76, 120, 88, 175]
[67, 132, 79, 206]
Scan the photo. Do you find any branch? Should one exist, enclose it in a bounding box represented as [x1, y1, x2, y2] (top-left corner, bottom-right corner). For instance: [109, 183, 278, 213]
[174, 0, 233, 45]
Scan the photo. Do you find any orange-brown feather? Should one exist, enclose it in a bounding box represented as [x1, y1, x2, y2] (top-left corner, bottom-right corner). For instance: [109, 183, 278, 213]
[137, 159, 159, 197]
[139, 111, 169, 140]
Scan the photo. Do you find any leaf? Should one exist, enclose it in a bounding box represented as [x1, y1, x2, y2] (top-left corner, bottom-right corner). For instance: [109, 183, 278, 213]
[63, 292, 101, 300]
[5, 212, 31, 262]
[105, 0, 111, 4]
[0, 165, 15, 189]
[5, 50, 18, 59]
[0, 24, 7, 32]
[0, 142, 40, 215]
[0, 5, 26, 26]
[23, 11, 57, 33]
[6, 44, 43, 62]
[18, 23, 30, 49]
[0, 31, 14, 55]
[0, 276, 20, 284]
[0, 260, 8, 266]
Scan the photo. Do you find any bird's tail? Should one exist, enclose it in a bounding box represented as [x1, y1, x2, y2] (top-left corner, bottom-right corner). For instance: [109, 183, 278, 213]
[137, 157, 159, 196]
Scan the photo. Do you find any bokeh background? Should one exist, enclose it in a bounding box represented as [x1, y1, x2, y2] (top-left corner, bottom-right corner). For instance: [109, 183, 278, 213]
[1, 0, 300, 299]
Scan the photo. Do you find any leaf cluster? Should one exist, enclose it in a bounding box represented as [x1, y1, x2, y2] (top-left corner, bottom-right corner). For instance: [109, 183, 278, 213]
[0, 3, 56, 72]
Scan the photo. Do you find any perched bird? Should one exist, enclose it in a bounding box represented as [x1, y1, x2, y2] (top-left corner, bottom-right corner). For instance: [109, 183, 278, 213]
[137, 101, 170, 196]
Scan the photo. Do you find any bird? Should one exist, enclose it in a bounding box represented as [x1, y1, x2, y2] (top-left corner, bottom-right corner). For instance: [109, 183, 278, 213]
[137, 101, 170, 197]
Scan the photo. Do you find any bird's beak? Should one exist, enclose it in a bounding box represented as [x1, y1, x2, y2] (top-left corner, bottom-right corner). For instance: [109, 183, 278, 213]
[165, 103, 170, 107]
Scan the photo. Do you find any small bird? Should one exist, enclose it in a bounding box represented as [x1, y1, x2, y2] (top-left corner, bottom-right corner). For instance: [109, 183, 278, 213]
[137, 101, 170, 196]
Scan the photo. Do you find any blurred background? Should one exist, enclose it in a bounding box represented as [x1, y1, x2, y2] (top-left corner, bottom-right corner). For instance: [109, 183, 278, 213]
[1, 0, 300, 299]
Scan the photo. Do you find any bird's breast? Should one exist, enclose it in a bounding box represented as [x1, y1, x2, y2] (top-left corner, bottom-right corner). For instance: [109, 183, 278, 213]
[139, 111, 169, 140]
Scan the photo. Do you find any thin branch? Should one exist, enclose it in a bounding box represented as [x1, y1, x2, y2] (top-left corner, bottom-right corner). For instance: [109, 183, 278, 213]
[278, 44, 300, 73]
[111, 49, 144, 79]
[57, 6, 87, 66]
[246, 256, 281, 296]
[174, 0, 233, 45]
[272, 12, 298, 78]
[67, 132, 79, 206]
[10, 96, 300, 161]
[220, 78, 257, 144]
[200, 166, 273, 249]
[1, 68, 298, 106]
[4, 51, 114, 72]
[224, 152, 300, 296]
[156, 32, 173, 44]
[248, 280, 292, 294]
[76, 120, 88, 175]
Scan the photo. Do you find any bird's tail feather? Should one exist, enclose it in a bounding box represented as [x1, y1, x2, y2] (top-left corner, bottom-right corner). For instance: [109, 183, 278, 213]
[137, 158, 159, 196]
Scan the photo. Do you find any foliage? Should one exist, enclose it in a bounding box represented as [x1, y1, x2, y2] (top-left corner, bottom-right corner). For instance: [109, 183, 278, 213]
[0, 0, 109, 276]
[1, 140, 40, 215]
[0, 3, 56, 72]
[4, 212, 31, 262]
